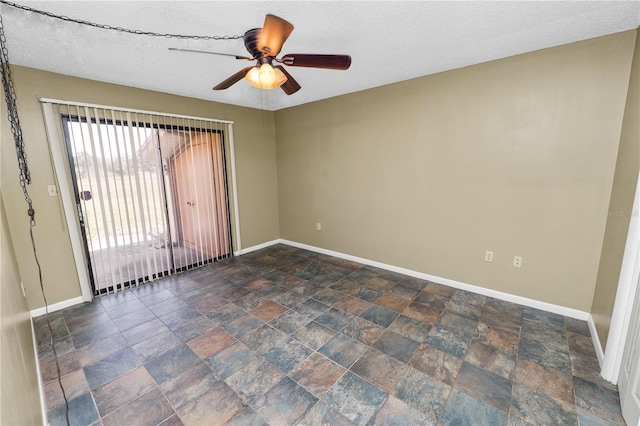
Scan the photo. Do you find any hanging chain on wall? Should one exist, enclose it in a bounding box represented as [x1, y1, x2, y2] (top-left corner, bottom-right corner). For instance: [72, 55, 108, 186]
[0, 13, 34, 222]
[0, 0, 243, 41]
[1, 11, 70, 426]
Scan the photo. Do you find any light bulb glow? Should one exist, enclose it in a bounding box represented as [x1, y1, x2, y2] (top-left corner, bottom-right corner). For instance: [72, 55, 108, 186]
[245, 63, 287, 89]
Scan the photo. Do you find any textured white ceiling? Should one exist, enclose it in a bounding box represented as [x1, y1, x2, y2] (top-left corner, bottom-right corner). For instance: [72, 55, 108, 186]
[1, 1, 639, 111]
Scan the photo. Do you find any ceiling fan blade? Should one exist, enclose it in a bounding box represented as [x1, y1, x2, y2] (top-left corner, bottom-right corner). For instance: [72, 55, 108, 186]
[169, 48, 253, 61]
[274, 66, 301, 95]
[213, 66, 254, 90]
[258, 14, 294, 56]
[280, 54, 351, 70]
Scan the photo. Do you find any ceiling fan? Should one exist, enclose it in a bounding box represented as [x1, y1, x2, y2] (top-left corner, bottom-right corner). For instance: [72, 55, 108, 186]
[170, 14, 351, 95]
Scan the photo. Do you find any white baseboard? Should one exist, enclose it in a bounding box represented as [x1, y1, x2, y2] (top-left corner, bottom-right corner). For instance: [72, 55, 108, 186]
[588, 314, 605, 367]
[30, 316, 48, 426]
[279, 239, 591, 321]
[30, 296, 84, 318]
[234, 239, 281, 256]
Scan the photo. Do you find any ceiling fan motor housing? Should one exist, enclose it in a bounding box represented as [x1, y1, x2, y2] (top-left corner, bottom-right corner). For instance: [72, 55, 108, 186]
[244, 28, 265, 59]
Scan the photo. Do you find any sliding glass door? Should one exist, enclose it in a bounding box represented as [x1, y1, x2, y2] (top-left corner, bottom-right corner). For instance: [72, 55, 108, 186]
[59, 106, 233, 295]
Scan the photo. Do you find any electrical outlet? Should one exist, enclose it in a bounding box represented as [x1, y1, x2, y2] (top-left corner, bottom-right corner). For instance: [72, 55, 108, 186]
[484, 251, 493, 262]
[20, 281, 26, 297]
[316, 223, 322, 231]
[513, 256, 523, 268]
[47, 185, 58, 197]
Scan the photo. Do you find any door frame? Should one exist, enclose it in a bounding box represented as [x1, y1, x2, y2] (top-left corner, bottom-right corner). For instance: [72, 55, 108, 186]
[41, 99, 242, 299]
[601, 171, 640, 383]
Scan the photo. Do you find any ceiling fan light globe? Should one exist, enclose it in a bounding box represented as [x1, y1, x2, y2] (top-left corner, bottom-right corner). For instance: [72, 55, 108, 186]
[245, 63, 287, 89]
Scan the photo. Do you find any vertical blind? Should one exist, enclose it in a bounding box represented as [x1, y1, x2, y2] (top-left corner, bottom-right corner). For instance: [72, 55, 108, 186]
[44, 101, 235, 295]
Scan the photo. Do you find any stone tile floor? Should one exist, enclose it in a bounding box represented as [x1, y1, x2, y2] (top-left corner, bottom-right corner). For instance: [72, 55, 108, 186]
[34, 244, 626, 425]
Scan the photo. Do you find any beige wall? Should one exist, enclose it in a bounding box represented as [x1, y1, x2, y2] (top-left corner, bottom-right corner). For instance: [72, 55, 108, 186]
[0, 194, 43, 425]
[275, 31, 636, 312]
[592, 29, 640, 349]
[1, 66, 280, 310]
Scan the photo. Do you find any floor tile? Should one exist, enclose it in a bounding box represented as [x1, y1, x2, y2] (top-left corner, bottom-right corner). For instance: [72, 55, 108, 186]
[73, 333, 127, 368]
[224, 406, 266, 426]
[159, 306, 201, 330]
[375, 293, 411, 312]
[131, 330, 182, 362]
[70, 320, 120, 350]
[249, 301, 288, 322]
[465, 342, 515, 380]
[41, 351, 81, 384]
[388, 314, 432, 343]
[313, 288, 347, 305]
[101, 387, 174, 426]
[294, 298, 331, 319]
[445, 299, 484, 321]
[564, 317, 591, 337]
[401, 302, 441, 324]
[567, 332, 597, 358]
[398, 277, 429, 291]
[204, 341, 258, 380]
[315, 307, 356, 331]
[440, 389, 508, 426]
[83, 347, 141, 389]
[48, 391, 100, 426]
[472, 322, 519, 356]
[318, 332, 368, 368]
[479, 308, 523, 335]
[408, 344, 463, 386]
[290, 353, 346, 397]
[514, 356, 575, 404]
[522, 307, 565, 331]
[454, 362, 512, 412]
[414, 291, 450, 310]
[341, 316, 386, 346]
[222, 314, 264, 339]
[297, 400, 353, 426]
[172, 315, 216, 341]
[331, 280, 364, 297]
[350, 348, 408, 392]
[511, 383, 578, 426]
[577, 408, 621, 426]
[186, 326, 236, 359]
[324, 371, 386, 425]
[371, 330, 419, 363]
[225, 358, 285, 404]
[423, 281, 456, 297]
[292, 321, 337, 350]
[252, 377, 318, 425]
[268, 309, 311, 334]
[44, 369, 90, 411]
[391, 367, 450, 420]
[263, 337, 314, 374]
[37, 245, 618, 426]
[573, 377, 624, 424]
[239, 324, 287, 354]
[570, 352, 617, 391]
[359, 305, 398, 327]
[333, 296, 371, 316]
[387, 284, 420, 300]
[369, 394, 434, 425]
[363, 276, 396, 291]
[144, 344, 199, 384]
[425, 325, 472, 358]
[450, 289, 488, 308]
[206, 303, 246, 324]
[121, 318, 169, 346]
[92, 366, 155, 416]
[358, 287, 384, 302]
